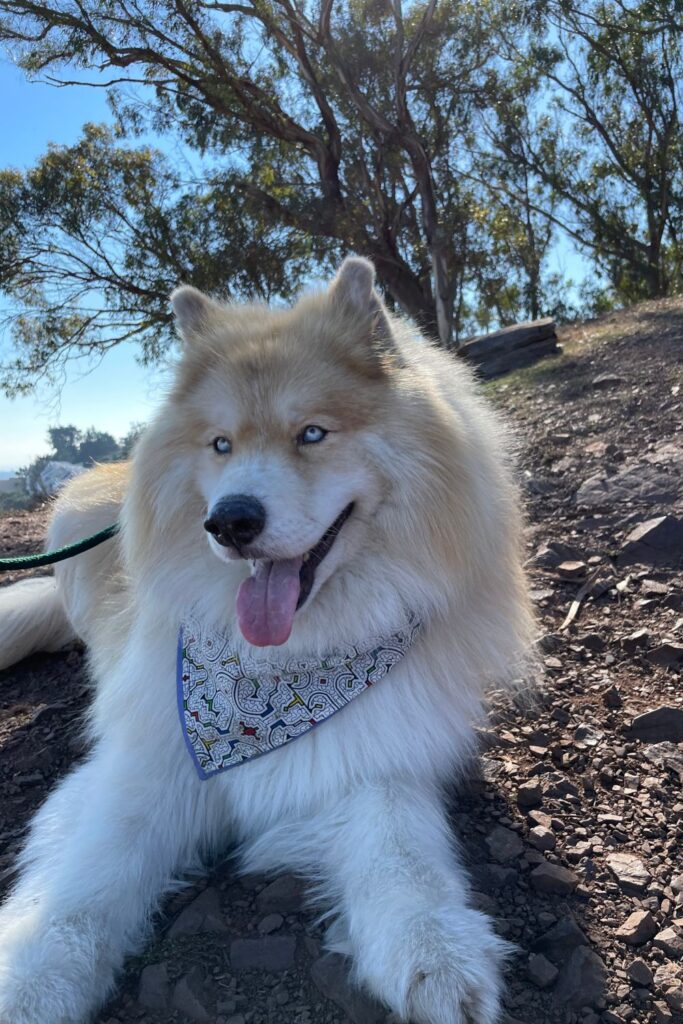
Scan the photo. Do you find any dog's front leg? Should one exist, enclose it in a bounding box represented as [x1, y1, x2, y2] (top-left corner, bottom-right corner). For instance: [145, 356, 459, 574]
[0, 735, 214, 1024]
[321, 780, 509, 1024]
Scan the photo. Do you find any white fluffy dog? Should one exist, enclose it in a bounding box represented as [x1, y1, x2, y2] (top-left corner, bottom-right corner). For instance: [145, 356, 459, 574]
[0, 258, 533, 1023]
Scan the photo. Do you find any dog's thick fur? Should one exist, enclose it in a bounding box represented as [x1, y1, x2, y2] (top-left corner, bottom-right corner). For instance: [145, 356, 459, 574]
[0, 258, 534, 1024]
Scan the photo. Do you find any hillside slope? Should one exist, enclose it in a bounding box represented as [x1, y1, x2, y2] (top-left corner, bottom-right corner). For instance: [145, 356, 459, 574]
[0, 297, 681, 1024]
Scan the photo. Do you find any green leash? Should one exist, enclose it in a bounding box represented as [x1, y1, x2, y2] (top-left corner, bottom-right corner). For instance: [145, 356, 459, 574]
[0, 523, 120, 573]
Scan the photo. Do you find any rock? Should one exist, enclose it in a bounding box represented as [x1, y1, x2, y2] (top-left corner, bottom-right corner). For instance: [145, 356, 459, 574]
[621, 628, 650, 653]
[530, 585, 555, 603]
[33, 460, 86, 498]
[257, 913, 284, 935]
[653, 927, 683, 959]
[470, 890, 497, 915]
[167, 887, 227, 937]
[557, 560, 588, 580]
[256, 874, 305, 914]
[582, 633, 607, 653]
[459, 319, 559, 378]
[603, 685, 623, 708]
[627, 959, 654, 987]
[138, 962, 171, 1011]
[230, 935, 296, 971]
[665, 987, 683, 1012]
[483, 863, 519, 889]
[529, 826, 556, 852]
[618, 516, 683, 568]
[654, 963, 683, 1011]
[533, 540, 586, 569]
[615, 910, 658, 945]
[566, 839, 592, 863]
[517, 780, 543, 809]
[555, 947, 606, 1009]
[217, 1000, 239, 1017]
[172, 967, 213, 1022]
[575, 723, 603, 747]
[627, 707, 683, 744]
[532, 916, 589, 964]
[475, 727, 515, 751]
[530, 861, 579, 895]
[606, 852, 652, 894]
[652, 1000, 674, 1024]
[647, 643, 683, 667]
[310, 954, 385, 1024]
[640, 577, 671, 596]
[671, 874, 683, 895]
[576, 463, 680, 509]
[528, 809, 554, 829]
[527, 953, 558, 988]
[485, 825, 524, 863]
[643, 742, 683, 781]
[588, 571, 615, 599]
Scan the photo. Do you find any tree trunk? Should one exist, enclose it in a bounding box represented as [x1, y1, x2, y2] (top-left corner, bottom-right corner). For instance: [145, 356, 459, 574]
[369, 250, 439, 338]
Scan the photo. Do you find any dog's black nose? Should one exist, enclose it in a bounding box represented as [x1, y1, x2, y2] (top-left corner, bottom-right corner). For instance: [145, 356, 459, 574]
[204, 495, 267, 549]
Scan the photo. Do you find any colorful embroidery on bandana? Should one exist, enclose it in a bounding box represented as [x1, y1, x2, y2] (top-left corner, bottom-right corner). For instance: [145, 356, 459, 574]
[177, 614, 421, 779]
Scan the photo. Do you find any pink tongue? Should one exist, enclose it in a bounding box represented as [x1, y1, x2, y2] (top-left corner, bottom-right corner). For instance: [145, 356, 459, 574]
[236, 557, 303, 646]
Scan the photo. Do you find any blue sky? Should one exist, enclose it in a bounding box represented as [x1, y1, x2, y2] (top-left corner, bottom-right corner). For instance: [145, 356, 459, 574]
[0, 58, 169, 472]
[0, 54, 590, 473]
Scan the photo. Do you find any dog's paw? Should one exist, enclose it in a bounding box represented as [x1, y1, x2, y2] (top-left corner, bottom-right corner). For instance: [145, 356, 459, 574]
[0, 911, 111, 1024]
[405, 908, 509, 1024]
[364, 906, 509, 1024]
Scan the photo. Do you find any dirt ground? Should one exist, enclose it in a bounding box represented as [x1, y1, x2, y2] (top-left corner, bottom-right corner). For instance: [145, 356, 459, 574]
[0, 298, 682, 1024]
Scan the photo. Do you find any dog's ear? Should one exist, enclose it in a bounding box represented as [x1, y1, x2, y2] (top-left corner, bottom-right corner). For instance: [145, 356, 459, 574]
[171, 285, 223, 343]
[331, 257, 396, 353]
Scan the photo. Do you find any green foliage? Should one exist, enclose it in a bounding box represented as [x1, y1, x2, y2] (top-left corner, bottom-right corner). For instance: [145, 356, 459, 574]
[75, 428, 119, 464]
[0, 490, 34, 514]
[20, 423, 146, 498]
[48, 426, 81, 463]
[0, 0, 681, 391]
[0, 124, 319, 394]
[21, 454, 52, 499]
[119, 423, 146, 458]
[486, 0, 683, 304]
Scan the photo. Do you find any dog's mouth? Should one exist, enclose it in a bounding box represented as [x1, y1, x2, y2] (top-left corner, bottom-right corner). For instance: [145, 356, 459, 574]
[235, 503, 354, 647]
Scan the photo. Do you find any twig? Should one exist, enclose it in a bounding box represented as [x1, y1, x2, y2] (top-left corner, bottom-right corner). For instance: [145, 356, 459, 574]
[559, 567, 602, 631]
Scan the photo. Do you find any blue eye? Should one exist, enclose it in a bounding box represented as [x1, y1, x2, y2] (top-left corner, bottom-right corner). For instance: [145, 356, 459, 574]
[212, 436, 232, 454]
[299, 425, 328, 445]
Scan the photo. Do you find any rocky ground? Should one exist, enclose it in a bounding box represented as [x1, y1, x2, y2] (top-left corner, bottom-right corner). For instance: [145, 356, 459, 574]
[0, 297, 682, 1024]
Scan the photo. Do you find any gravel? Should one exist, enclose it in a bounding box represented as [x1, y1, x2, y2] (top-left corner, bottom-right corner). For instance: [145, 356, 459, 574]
[1, 298, 682, 1024]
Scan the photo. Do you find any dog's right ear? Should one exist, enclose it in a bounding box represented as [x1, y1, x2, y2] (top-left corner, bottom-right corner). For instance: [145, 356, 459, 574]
[330, 256, 397, 353]
[171, 285, 222, 343]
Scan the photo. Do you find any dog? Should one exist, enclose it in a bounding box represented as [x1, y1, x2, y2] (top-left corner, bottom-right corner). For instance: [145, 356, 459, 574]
[0, 257, 534, 1023]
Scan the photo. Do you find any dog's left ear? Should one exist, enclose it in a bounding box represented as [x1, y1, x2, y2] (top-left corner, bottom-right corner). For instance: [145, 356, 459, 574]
[331, 257, 396, 353]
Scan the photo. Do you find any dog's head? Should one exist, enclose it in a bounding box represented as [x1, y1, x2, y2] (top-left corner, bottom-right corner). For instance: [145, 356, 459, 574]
[128, 256, 529, 656]
[169, 258, 409, 645]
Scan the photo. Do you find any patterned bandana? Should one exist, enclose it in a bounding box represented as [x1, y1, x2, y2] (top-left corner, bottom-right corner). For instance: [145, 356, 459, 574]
[177, 613, 422, 778]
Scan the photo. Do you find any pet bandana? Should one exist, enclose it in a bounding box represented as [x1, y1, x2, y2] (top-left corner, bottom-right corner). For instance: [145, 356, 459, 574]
[177, 613, 422, 778]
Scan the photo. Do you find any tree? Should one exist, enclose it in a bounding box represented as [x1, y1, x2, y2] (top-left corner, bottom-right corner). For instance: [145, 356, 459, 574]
[118, 422, 146, 457]
[48, 424, 81, 462]
[76, 427, 119, 463]
[0, 124, 319, 394]
[487, 0, 683, 304]
[5, 1, 674, 388]
[0, 0, 545, 392]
